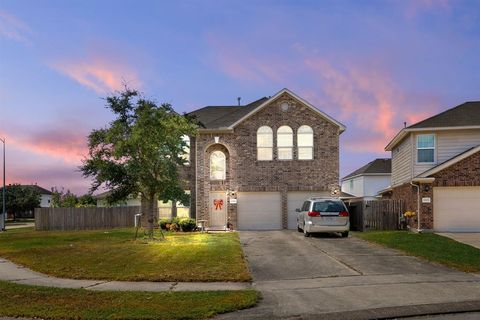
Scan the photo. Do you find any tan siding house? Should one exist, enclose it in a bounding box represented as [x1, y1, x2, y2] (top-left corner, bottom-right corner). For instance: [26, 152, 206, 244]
[384, 101, 480, 232]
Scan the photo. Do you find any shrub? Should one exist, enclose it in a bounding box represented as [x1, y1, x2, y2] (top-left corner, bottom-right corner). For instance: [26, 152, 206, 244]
[179, 218, 197, 232]
[169, 223, 179, 231]
[159, 218, 171, 230]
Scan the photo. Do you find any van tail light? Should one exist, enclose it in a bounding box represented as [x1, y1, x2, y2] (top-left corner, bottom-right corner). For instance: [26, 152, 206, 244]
[308, 211, 321, 217]
[339, 211, 349, 217]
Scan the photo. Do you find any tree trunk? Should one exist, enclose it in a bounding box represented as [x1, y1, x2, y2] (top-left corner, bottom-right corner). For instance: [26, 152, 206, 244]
[172, 200, 177, 218]
[141, 194, 157, 238]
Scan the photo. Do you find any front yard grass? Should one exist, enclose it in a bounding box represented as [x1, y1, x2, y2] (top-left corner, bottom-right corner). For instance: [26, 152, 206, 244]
[0, 280, 259, 319]
[0, 228, 251, 282]
[356, 231, 480, 273]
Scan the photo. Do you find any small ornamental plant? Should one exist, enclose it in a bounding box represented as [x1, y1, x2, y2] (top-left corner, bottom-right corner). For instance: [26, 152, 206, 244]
[403, 211, 416, 218]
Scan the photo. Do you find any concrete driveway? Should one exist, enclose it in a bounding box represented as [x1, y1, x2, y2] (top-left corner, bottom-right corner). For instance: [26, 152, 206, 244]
[437, 233, 480, 250]
[218, 231, 480, 319]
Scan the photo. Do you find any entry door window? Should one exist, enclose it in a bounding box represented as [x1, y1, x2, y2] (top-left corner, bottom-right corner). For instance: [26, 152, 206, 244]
[210, 151, 226, 180]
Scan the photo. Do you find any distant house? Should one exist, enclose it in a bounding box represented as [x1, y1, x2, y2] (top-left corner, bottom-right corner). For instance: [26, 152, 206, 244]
[341, 159, 391, 199]
[29, 185, 53, 208]
[94, 191, 190, 219]
[383, 101, 480, 232]
[1, 185, 52, 219]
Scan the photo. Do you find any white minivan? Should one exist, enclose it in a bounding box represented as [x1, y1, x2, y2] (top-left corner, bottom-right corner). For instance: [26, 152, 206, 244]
[296, 197, 350, 237]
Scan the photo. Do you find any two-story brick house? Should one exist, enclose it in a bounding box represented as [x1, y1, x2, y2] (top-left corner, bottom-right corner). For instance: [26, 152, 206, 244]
[383, 101, 480, 232]
[181, 88, 346, 230]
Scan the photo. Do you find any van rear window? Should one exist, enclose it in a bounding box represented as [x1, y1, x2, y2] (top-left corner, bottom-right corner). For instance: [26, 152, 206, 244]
[313, 201, 345, 212]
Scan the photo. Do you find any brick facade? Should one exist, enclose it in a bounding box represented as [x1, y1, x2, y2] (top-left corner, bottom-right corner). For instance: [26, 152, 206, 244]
[388, 150, 480, 230]
[181, 92, 341, 229]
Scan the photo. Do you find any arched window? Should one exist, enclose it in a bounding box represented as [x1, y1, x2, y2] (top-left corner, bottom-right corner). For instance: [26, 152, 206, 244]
[181, 135, 190, 164]
[210, 151, 226, 180]
[297, 125, 314, 160]
[277, 126, 293, 160]
[257, 126, 273, 160]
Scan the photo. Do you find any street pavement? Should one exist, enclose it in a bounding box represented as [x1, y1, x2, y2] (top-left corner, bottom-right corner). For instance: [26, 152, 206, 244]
[217, 230, 480, 319]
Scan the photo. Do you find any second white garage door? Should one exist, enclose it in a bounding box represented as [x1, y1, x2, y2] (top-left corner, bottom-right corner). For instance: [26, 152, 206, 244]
[237, 192, 282, 230]
[433, 187, 480, 232]
[287, 191, 331, 229]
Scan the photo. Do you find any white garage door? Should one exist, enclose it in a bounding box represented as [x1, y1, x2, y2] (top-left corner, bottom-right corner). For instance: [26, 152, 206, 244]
[287, 191, 331, 229]
[433, 187, 480, 232]
[237, 192, 282, 230]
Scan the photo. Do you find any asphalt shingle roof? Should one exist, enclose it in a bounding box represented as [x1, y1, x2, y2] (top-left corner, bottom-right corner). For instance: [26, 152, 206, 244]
[408, 101, 480, 129]
[342, 158, 391, 180]
[188, 97, 269, 129]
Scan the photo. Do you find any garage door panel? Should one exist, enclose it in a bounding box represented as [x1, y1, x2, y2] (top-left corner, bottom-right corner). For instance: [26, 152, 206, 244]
[238, 192, 282, 230]
[287, 191, 330, 229]
[434, 187, 480, 232]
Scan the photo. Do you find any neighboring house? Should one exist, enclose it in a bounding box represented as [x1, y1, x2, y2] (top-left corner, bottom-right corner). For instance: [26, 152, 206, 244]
[29, 185, 53, 208]
[180, 88, 345, 230]
[94, 191, 190, 218]
[341, 158, 391, 199]
[383, 101, 480, 232]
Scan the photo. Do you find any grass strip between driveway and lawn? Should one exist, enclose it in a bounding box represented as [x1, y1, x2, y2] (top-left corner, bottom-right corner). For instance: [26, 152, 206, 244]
[0, 280, 259, 319]
[0, 228, 251, 282]
[356, 231, 480, 273]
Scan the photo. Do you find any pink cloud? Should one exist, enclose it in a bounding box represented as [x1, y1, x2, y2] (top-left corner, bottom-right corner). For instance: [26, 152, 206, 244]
[0, 127, 88, 164]
[53, 56, 142, 94]
[398, 0, 452, 20]
[0, 10, 31, 44]
[304, 57, 439, 152]
[206, 34, 288, 84]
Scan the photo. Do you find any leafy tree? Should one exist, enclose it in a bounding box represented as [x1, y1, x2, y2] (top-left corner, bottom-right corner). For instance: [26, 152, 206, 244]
[51, 187, 78, 208]
[78, 194, 96, 207]
[0, 184, 41, 220]
[51, 187, 95, 208]
[81, 88, 197, 237]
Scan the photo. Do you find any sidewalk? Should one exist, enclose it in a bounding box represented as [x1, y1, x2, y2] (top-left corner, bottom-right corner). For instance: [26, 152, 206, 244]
[0, 257, 251, 292]
[5, 223, 35, 230]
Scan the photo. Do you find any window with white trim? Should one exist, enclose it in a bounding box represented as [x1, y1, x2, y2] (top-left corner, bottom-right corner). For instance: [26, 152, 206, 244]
[210, 151, 226, 180]
[277, 126, 293, 160]
[297, 125, 314, 160]
[257, 126, 273, 160]
[417, 134, 435, 163]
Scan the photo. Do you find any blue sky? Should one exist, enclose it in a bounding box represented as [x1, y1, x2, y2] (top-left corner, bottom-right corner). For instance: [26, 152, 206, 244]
[1, 0, 479, 194]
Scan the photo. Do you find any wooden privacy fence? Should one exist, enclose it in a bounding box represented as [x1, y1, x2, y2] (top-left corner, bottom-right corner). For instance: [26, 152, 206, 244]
[346, 199, 405, 231]
[35, 206, 141, 231]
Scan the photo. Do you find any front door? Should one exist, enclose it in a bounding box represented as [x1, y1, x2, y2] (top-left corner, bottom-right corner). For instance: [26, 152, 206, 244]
[209, 192, 227, 229]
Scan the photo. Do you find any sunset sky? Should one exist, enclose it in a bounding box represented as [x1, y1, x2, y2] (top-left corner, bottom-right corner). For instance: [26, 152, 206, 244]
[1, 0, 479, 195]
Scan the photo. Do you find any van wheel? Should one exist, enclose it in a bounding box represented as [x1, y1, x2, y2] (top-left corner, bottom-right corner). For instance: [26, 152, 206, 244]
[341, 231, 349, 238]
[303, 224, 310, 237]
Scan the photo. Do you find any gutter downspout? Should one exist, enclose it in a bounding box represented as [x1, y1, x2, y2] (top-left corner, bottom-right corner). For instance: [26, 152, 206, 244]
[410, 181, 422, 233]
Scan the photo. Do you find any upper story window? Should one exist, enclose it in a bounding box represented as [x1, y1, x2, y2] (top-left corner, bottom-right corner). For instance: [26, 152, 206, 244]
[180, 135, 190, 164]
[257, 126, 273, 161]
[417, 134, 435, 163]
[277, 126, 293, 160]
[210, 151, 226, 180]
[297, 125, 314, 160]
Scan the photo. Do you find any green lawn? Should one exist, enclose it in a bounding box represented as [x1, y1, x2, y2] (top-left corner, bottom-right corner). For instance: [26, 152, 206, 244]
[0, 280, 259, 319]
[356, 231, 480, 273]
[0, 228, 251, 282]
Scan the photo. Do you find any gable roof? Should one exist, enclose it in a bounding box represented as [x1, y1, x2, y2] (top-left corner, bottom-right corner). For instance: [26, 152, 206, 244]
[409, 101, 480, 129]
[385, 101, 480, 151]
[188, 98, 268, 129]
[417, 145, 480, 178]
[0, 185, 52, 195]
[342, 158, 391, 181]
[188, 88, 346, 132]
